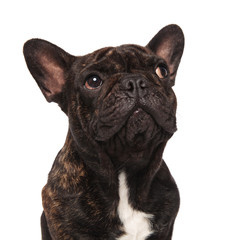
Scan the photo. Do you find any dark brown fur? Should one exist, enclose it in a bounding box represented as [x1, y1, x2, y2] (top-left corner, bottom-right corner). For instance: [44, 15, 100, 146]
[24, 24, 184, 239]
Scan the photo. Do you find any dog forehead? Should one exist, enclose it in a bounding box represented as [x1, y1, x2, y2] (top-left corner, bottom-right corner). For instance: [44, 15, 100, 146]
[88, 44, 155, 70]
[112, 44, 150, 57]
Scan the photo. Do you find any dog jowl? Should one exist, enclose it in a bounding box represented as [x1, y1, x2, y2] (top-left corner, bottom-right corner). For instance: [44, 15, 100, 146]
[23, 24, 184, 240]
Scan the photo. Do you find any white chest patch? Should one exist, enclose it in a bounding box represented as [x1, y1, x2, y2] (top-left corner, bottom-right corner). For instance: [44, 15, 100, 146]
[117, 172, 154, 240]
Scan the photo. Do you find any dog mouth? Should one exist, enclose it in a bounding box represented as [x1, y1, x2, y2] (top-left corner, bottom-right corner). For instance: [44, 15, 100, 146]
[92, 105, 176, 146]
[125, 108, 157, 146]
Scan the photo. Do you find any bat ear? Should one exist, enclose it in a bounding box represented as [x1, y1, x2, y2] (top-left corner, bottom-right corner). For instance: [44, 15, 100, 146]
[147, 24, 184, 86]
[23, 39, 75, 104]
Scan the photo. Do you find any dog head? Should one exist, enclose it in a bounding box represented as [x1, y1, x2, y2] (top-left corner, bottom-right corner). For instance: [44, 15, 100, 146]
[24, 24, 184, 166]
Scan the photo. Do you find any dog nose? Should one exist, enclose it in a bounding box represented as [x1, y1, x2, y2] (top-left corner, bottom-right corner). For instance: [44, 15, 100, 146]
[122, 77, 147, 97]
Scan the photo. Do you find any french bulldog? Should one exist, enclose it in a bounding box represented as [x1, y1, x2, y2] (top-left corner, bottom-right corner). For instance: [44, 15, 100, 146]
[23, 24, 184, 240]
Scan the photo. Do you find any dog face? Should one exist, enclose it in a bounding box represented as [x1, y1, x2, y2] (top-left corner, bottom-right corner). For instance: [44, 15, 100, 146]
[77, 45, 177, 145]
[23, 25, 184, 165]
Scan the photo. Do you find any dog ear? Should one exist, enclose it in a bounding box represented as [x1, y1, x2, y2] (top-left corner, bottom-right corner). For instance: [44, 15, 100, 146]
[147, 24, 184, 86]
[23, 39, 75, 103]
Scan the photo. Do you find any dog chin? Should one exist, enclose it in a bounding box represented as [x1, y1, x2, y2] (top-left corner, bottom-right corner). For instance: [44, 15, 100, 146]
[124, 108, 157, 147]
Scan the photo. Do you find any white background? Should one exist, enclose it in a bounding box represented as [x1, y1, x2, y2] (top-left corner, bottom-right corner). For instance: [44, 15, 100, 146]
[1, 0, 240, 239]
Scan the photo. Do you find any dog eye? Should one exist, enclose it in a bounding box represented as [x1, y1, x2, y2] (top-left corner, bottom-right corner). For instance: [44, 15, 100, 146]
[85, 75, 103, 90]
[155, 64, 168, 79]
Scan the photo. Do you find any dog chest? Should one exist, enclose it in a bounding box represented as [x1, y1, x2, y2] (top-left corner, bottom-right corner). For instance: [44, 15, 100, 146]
[117, 172, 153, 240]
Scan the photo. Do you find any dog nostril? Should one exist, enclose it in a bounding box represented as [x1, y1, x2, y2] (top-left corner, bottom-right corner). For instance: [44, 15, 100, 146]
[122, 78, 147, 95]
[137, 79, 146, 89]
[126, 80, 135, 92]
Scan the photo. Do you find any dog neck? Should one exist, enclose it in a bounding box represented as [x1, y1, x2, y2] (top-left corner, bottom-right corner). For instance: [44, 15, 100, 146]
[58, 129, 167, 202]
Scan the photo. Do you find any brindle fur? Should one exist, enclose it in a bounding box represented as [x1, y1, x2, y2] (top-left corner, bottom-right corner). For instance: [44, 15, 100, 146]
[23, 25, 184, 239]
